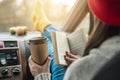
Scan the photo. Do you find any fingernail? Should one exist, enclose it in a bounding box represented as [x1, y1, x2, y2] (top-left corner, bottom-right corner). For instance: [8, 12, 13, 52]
[48, 54, 51, 57]
[65, 51, 68, 53]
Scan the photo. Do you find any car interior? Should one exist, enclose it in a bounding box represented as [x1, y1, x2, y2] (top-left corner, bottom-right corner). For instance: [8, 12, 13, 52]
[0, 0, 94, 80]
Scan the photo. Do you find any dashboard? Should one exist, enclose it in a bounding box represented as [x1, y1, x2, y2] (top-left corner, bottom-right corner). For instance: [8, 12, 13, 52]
[0, 32, 41, 80]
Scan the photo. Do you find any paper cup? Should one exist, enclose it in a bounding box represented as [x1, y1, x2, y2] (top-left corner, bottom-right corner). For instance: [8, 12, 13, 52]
[29, 37, 48, 65]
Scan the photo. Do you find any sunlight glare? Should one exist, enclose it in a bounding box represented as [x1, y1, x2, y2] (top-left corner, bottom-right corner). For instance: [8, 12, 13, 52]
[16, 0, 23, 6]
[0, 0, 3, 2]
[56, 0, 76, 6]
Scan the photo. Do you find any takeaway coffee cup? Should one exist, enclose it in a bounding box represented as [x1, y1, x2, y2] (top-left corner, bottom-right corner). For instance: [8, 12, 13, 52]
[29, 37, 48, 65]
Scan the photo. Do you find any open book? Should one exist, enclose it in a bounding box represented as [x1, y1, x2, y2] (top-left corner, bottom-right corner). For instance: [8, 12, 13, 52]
[51, 28, 87, 66]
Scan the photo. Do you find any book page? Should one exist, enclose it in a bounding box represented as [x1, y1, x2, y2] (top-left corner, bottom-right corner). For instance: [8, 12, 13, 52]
[68, 28, 87, 56]
[56, 31, 70, 65]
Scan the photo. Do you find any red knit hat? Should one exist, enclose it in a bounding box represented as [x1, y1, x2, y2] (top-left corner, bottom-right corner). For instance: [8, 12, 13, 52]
[88, 0, 120, 26]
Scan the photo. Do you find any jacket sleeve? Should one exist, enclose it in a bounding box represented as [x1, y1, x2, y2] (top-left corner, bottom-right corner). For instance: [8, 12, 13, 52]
[63, 49, 109, 80]
[34, 73, 51, 80]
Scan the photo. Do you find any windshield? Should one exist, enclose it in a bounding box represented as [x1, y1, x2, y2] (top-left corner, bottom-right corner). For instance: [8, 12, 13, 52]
[0, 0, 76, 32]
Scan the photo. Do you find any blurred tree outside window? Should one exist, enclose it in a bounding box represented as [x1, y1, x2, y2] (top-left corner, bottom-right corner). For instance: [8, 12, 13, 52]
[0, 0, 76, 32]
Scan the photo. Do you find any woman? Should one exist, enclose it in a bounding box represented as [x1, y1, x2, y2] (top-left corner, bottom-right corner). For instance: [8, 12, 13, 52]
[29, 0, 120, 80]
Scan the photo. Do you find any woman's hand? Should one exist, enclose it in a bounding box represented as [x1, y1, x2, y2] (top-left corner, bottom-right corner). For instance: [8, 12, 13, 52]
[64, 51, 81, 67]
[28, 55, 51, 77]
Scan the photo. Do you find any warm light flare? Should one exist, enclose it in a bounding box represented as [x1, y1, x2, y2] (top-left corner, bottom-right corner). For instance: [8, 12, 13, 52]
[56, 0, 76, 6]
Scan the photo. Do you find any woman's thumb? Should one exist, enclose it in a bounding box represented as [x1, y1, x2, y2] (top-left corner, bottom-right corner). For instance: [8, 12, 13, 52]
[44, 56, 51, 67]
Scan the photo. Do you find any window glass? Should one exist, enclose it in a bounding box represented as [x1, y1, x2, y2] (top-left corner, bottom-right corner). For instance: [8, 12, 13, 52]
[0, 0, 76, 32]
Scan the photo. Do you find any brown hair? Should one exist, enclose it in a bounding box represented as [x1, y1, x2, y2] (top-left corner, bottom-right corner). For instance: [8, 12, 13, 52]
[83, 21, 120, 56]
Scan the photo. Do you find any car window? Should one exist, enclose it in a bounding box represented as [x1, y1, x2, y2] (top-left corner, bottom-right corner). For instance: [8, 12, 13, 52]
[0, 0, 76, 32]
